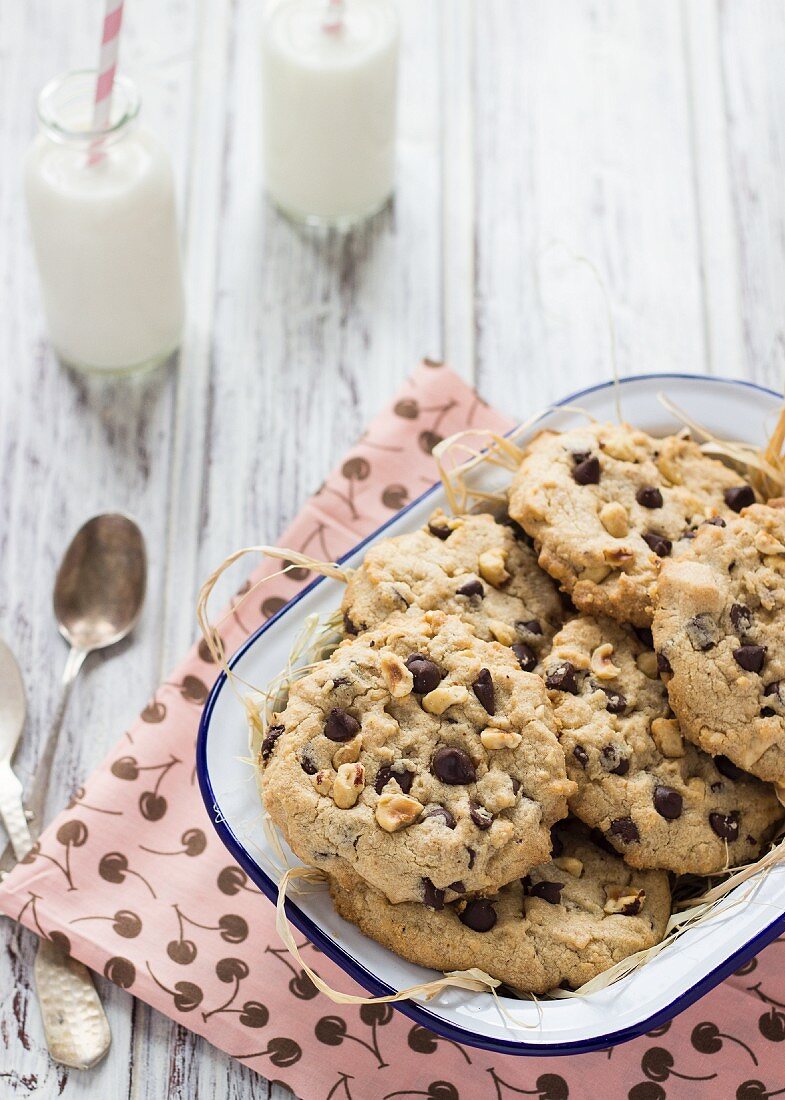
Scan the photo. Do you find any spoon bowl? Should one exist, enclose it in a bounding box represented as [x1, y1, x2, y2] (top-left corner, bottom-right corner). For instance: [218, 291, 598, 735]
[53, 513, 147, 652]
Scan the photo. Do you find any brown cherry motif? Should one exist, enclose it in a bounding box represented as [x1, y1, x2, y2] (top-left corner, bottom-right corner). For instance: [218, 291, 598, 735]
[67, 785, 122, 816]
[70, 908, 142, 939]
[264, 943, 318, 999]
[140, 827, 207, 858]
[141, 698, 167, 723]
[27, 819, 90, 890]
[166, 903, 248, 965]
[199, 957, 266, 1028]
[315, 1014, 388, 1069]
[98, 851, 157, 898]
[382, 1084, 460, 1100]
[641, 1046, 717, 1085]
[261, 596, 287, 620]
[217, 865, 257, 895]
[145, 961, 203, 1011]
[324, 456, 372, 521]
[198, 628, 224, 664]
[487, 1067, 568, 1100]
[229, 1037, 302, 1068]
[691, 1020, 757, 1062]
[104, 956, 136, 989]
[407, 1025, 472, 1064]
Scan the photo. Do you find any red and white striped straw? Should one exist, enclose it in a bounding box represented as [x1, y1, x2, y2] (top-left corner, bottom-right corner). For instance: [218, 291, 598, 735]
[89, 0, 124, 163]
[323, 0, 345, 34]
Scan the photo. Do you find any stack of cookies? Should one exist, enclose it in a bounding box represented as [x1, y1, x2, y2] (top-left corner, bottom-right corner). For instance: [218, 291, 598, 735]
[259, 421, 784, 994]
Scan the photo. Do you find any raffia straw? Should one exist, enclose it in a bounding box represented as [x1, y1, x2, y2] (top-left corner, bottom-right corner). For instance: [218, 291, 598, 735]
[658, 392, 785, 499]
[196, 545, 349, 700]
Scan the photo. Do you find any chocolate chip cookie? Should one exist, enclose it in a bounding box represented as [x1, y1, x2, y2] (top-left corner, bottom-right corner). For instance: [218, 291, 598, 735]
[509, 423, 754, 627]
[329, 821, 671, 993]
[654, 503, 785, 785]
[342, 509, 563, 669]
[544, 615, 783, 872]
[260, 611, 574, 905]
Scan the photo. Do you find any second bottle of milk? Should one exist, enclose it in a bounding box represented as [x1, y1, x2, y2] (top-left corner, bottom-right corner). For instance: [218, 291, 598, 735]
[25, 71, 185, 375]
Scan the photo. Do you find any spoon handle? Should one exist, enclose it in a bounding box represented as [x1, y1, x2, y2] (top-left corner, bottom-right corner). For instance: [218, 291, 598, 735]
[0, 761, 34, 861]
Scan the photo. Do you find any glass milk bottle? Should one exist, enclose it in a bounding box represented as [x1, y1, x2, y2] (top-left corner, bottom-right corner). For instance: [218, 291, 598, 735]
[262, 0, 399, 228]
[25, 71, 185, 375]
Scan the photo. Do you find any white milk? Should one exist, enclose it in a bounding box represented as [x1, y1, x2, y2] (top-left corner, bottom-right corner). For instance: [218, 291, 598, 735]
[25, 72, 185, 375]
[262, 0, 399, 227]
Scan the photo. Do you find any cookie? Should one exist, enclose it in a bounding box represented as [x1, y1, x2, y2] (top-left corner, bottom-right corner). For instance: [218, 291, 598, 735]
[329, 821, 671, 994]
[342, 509, 563, 669]
[508, 422, 754, 627]
[260, 611, 574, 905]
[654, 503, 785, 785]
[544, 615, 783, 872]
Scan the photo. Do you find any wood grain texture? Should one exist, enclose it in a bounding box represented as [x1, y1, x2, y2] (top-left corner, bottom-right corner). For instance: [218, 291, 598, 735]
[2, 0, 785, 1095]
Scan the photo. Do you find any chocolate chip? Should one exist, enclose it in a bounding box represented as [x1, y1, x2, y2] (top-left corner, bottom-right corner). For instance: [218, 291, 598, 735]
[609, 817, 640, 844]
[431, 746, 477, 785]
[764, 681, 785, 705]
[730, 603, 753, 636]
[422, 878, 445, 910]
[546, 661, 579, 694]
[657, 652, 672, 674]
[405, 654, 442, 694]
[653, 785, 683, 820]
[642, 532, 672, 558]
[374, 764, 414, 795]
[472, 668, 495, 715]
[261, 724, 284, 761]
[448, 880, 466, 893]
[420, 806, 456, 829]
[762, 708, 776, 717]
[469, 801, 493, 830]
[636, 486, 664, 509]
[601, 745, 630, 776]
[529, 880, 564, 905]
[459, 899, 497, 932]
[633, 626, 654, 649]
[571, 450, 591, 464]
[510, 776, 521, 796]
[704, 516, 726, 528]
[685, 613, 717, 651]
[572, 744, 589, 768]
[467, 847, 476, 869]
[456, 578, 484, 598]
[300, 752, 318, 775]
[724, 485, 755, 513]
[324, 708, 361, 742]
[709, 811, 740, 841]
[511, 643, 537, 672]
[428, 521, 451, 540]
[600, 686, 627, 714]
[572, 455, 601, 485]
[618, 895, 645, 916]
[733, 645, 766, 673]
[517, 619, 543, 636]
[343, 612, 359, 636]
[715, 755, 748, 782]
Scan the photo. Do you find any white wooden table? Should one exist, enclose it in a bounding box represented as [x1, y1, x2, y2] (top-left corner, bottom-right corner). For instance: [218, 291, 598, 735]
[2, 0, 785, 1095]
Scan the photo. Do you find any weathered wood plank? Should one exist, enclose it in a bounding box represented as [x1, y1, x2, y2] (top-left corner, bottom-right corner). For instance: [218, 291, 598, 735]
[474, 0, 708, 417]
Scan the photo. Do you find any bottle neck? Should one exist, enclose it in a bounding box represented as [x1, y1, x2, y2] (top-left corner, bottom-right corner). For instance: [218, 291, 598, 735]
[36, 69, 140, 150]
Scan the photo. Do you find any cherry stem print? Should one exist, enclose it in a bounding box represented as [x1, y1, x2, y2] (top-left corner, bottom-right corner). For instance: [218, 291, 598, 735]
[300, 521, 333, 566]
[140, 828, 206, 858]
[325, 1073, 355, 1100]
[315, 1014, 387, 1069]
[16, 894, 48, 940]
[264, 943, 317, 999]
[641, 1046, 717, 1083]
[488, 1067, 569, 1100]
[751, 982, 785, 1011]
[30, 819, 89, 890]
[228, 1038, 301, 1068]
[408, 1024, 472, 1064]
[163, 676, 209, 706]
[383, 1085, 458, 1100]
[69, 787, 122, 816]
[70, 909, 142, 939]
[98, 851, 157, 898]
[691, 1020, 758, 1065]
[145, 962, 203, 1012]
[201, 957, 250, 1020]
[173, 903, 248, 943]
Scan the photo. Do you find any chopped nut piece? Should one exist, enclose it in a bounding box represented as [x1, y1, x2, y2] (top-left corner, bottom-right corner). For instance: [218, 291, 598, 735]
[655, 450, 683, 486]
[553, 856, 583, 877]
[602, 434, 638, 462]
[650, 717, 684, 758]
[332, 736, 363, 769]
[590, 642, 621, 680]
[380, 652, 414, 698]
[478, 547, 510, 587]
[313, 770, 334, 797]
[375, 792, 423, 832]
[599, 501, 629, 538]
[686, 775, 706, 798]
[480, 727, 522, 751]
[581, 563, 612, 583]
[488, 619, 517, 646]
[602, 546, 635, 568]
[552, 644, 590, 671]
[755, 530, 785, 556]
[422, 683, 470, 715]
[636, 651, 660, 679]
[333, 763, 365, 809]
[604, 885, 646, 916]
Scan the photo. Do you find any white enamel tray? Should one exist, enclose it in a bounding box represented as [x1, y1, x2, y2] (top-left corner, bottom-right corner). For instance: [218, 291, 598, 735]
[198, 373, 785, 1055]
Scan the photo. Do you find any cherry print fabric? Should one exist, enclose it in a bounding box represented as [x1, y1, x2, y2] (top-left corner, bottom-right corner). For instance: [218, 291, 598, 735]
[1, 361, 783, 1100]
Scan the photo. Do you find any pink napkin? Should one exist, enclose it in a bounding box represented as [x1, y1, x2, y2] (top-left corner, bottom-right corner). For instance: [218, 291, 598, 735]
[1, 360, 783, 1100]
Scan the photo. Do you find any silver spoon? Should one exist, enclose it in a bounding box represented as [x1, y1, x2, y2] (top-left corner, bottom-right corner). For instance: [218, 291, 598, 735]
[1, 513, 147, 1067]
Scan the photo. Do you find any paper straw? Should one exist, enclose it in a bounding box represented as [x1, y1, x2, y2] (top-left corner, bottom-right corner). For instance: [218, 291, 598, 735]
[89, 0, 125, 164]
[323, 0, 345, 34]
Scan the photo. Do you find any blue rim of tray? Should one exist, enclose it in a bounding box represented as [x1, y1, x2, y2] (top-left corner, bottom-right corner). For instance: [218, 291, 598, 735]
[197, 372, 785, 1056]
